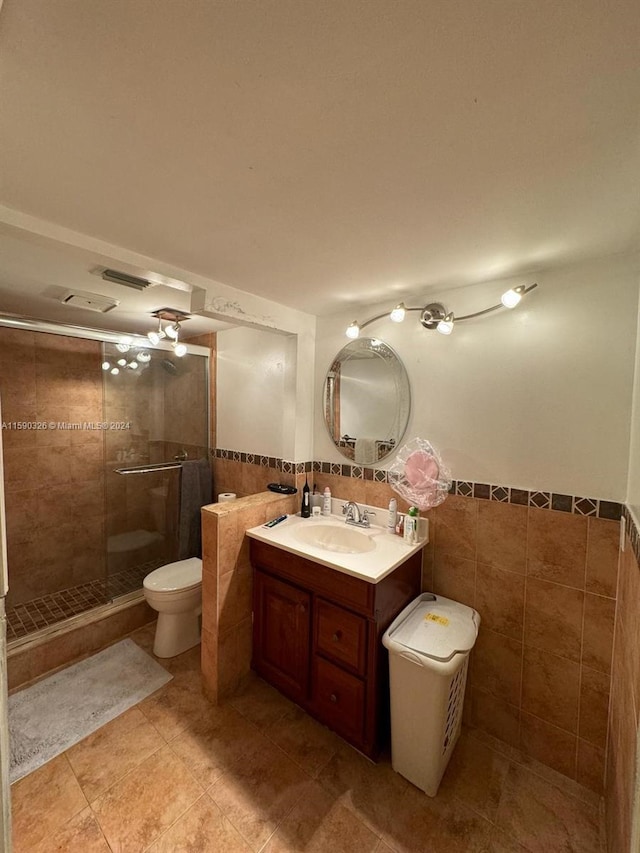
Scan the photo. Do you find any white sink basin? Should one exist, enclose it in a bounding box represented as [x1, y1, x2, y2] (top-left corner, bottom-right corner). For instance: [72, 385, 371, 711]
[294, 524, 376, 554]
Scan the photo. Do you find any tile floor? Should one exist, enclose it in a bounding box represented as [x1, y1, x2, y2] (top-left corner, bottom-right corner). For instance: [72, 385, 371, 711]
[10, 623, 606, 852]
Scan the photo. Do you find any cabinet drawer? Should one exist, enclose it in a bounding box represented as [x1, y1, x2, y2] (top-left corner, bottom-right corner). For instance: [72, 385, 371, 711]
[314, 599, 367, 677]
[313, 656, 365, 743]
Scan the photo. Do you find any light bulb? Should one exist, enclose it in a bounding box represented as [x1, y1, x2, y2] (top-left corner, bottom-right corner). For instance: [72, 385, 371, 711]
[128, 361, 138, 370]
[390, 302, 406, 323]
[346, 321, 360, 339]
[137, 350, 151, 363]
[173, 342, 187, 357]
[501, 286, 525, 308]
[148, 319, 166, 345]
[101, 361, 110, 371]
[166, 323, 179, 340]
[117, 358, 127, 367]
[110, 367, 120, 375]
[436, 313, 454, 335]
[116, 343, 130, 353]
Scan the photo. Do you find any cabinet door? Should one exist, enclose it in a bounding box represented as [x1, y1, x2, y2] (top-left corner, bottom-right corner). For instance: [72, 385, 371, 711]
[253, 570, 311, 703]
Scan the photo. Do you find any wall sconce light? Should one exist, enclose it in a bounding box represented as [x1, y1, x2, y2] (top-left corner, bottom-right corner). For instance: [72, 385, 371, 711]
[345, 283, 538, 338]
[147, 308, 191, 356]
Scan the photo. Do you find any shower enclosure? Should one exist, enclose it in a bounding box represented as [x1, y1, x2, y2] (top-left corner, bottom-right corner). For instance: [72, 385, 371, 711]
[0, 319, 209, 644]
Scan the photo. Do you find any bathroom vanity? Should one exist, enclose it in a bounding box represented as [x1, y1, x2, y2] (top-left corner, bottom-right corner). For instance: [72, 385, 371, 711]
[247, 510, 426, 759]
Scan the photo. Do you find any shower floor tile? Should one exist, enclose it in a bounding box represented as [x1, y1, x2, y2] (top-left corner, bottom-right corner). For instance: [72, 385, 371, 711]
[6, 559, 164, 642]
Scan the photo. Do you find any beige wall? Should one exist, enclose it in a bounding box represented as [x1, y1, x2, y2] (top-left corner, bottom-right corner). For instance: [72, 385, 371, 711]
[315, 254, 640, 501]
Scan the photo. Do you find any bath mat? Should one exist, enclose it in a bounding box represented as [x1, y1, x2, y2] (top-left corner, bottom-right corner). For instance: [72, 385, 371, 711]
[9, 638, 172, 783]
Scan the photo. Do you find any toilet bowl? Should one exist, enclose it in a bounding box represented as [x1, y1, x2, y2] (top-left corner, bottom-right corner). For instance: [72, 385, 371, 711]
[143, 557, 202, 658]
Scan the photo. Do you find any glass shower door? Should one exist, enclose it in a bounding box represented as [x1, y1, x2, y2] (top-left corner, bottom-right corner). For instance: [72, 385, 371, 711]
[102, 343, 209, 599]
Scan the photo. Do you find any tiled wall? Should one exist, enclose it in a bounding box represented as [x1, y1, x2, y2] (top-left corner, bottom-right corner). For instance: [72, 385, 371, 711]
[0, 329, 106, 608]
[200, 491, 296, 702]
[7, 599, 155, 692]
[606, 518, 640, 853]
[210, 452, 619, 793]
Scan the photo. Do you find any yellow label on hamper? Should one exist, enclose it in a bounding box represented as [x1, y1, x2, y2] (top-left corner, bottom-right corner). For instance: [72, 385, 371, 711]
[425, 613, 449, 626]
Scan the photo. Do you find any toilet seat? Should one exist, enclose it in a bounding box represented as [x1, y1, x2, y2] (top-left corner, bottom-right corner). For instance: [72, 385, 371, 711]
[143, 557, 202, 594]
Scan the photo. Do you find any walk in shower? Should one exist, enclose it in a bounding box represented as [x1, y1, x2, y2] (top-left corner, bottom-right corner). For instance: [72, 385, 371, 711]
[0, 319, 209, 643]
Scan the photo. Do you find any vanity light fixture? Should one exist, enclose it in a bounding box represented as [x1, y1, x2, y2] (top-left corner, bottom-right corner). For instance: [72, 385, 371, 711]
[345, 283, 538, 338]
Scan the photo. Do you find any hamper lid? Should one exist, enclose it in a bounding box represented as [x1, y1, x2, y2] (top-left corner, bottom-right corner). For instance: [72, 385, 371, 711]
[386, 594, 479, 662]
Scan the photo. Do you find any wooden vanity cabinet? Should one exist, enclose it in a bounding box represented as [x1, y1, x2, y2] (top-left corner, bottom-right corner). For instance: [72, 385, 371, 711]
[250, 539, 421, 759]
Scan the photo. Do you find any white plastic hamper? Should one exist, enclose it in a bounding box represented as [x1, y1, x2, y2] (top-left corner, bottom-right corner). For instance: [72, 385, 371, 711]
[382, 593, 480, 796]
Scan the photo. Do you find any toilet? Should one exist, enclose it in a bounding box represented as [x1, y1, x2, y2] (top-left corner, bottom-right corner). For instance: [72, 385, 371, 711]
[143, 557, 203, 658]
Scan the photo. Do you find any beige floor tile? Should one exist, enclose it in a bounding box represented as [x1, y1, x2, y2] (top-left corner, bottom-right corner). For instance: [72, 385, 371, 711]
[127, 622, 157, 655]
[484, 828, 531, 852]
[382, 785, 493, 853]
[316, 742, 410, 839]
[66, 707, 164, 802]
[208, 734, 310, 851]
[439, 733, 511, 821]
[31, 807, 110, 853]
[156, 644, 203, 677]
[263, 779, 379, 853]
[264, 705, 341, 778]
[91, 744, 203, 852]
[11, 754, 88, 853]
[169, 705, 265, 788]
[495, 763, 601, 853]
[147, 793, 251, 852]
[229, 673, 296, 728]
[139, 669, 217, 741]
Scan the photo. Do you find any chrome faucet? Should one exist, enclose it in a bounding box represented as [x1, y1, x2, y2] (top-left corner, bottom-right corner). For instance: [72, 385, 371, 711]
[342, 501, 376, 529]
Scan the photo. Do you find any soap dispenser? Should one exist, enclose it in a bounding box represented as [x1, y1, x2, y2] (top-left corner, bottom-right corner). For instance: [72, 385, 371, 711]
[301, 475, 311, 518]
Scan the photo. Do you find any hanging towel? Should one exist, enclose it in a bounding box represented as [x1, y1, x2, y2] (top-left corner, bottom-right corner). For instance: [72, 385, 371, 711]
[354, 438, 377, 465]
[178, 459, 213, 559]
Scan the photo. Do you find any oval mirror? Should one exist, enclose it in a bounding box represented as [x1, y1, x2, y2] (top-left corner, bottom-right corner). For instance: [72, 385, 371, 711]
[323, 338, 411, 464]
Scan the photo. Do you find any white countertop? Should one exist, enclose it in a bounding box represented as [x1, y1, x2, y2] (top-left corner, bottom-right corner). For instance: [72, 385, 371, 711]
[246, 508, 428, 584]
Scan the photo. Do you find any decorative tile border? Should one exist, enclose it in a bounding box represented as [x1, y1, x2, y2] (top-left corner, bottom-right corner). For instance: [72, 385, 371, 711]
[212, 449, 622, 520]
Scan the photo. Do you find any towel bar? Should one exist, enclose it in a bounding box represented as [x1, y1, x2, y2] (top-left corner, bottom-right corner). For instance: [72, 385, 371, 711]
[114, 463, 182, 475]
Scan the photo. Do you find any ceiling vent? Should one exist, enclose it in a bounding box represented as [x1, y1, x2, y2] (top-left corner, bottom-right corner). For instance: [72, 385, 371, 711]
[100, 268, 152, 291]
[60, 290, 120, 313]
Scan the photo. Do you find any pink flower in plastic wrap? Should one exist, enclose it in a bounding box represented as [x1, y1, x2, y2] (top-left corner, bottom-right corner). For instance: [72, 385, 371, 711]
[387, 438, 452, 510]
[405, 451, 440, 487]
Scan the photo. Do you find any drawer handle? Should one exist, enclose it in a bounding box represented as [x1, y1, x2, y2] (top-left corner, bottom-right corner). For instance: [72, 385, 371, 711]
[330, 693, 338, 704]
[332, 631, 342, 643]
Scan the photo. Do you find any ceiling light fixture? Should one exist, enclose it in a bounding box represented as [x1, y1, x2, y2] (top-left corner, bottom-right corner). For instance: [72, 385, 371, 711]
[345, 284, 537, 338]
[147, 308, 190, 352]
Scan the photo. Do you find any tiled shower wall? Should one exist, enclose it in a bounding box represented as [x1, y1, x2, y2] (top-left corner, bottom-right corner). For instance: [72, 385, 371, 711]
[606, 522, 640, 853]
[0, 329, 106, 608]
[211, 455, 618, 794]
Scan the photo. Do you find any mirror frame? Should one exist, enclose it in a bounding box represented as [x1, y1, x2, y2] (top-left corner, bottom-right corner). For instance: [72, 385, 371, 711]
[323, 337, 411, 464]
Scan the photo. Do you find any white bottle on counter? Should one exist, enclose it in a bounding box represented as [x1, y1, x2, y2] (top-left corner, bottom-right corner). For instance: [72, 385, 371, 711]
[387, 498, 398, 533]
[403, 506, 418, 544]
[322, 486, 332, 516]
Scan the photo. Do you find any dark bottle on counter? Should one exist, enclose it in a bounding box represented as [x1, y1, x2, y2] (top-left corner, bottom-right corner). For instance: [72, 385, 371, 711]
[301, 475, 311, 517]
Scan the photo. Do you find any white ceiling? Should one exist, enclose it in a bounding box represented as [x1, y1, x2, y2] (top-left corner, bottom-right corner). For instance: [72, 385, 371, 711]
[0, 0, 639, 325]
